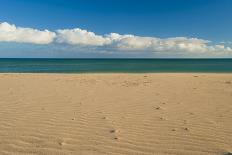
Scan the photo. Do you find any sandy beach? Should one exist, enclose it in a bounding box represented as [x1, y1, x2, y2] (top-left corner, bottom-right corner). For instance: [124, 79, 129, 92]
[0, 73, 231, 155]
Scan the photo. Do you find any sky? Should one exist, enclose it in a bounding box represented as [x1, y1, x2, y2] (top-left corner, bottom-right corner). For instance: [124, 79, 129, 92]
[0, 0, 232, 58]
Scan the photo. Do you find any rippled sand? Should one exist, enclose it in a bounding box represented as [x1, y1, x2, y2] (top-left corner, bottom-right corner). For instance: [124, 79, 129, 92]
[0, 73, 231, 155]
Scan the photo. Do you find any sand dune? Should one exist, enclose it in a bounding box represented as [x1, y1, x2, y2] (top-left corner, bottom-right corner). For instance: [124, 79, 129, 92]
[0, 73, 231, 155]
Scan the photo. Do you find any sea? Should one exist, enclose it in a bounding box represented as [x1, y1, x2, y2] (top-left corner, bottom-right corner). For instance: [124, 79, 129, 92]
[0, 58, 232, 73]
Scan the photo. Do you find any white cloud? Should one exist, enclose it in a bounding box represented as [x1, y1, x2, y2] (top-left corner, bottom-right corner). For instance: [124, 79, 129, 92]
[55, 28, 232, 55]
[104, 35, 210, 53]
[0, 22, 232, 56]
[0, 22, 56, 44]
[56, 28, 108, 46]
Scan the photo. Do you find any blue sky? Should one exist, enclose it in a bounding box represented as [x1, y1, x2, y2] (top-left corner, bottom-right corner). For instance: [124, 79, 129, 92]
[0, 0, 232, 58]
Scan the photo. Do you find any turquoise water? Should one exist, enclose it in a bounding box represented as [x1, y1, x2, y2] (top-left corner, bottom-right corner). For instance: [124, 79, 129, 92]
[0, 58, 232, 73]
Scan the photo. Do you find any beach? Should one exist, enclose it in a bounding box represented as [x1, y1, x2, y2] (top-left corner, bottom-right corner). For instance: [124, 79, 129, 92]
[0, 73, 231, 155]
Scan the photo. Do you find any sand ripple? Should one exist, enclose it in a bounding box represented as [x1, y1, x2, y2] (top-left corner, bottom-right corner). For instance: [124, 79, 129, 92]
[0, 73, 231, 155]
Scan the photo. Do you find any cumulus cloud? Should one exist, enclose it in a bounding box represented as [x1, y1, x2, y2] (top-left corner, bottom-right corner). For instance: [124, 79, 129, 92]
[56, 28, 108, 46]
[0, 22, 232, 56]
[104, 34, 209, 52]
[55, 28, 232, 55]
[0, 22, 56, 44]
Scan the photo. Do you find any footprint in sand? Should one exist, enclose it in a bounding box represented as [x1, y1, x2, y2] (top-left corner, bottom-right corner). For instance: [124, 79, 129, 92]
[172, 128, 177, 131]
[58, 141, 64, 146]
[155, 106, 163, 110]
[102, 116, 107, 120]
[109, 129, 119, 140]
[58, 142, 63, 146]
[225, 81, 231, 84]
[109, 129, 118, 133]
[183, 127, 189, 131]
[57, 139, 65, 146]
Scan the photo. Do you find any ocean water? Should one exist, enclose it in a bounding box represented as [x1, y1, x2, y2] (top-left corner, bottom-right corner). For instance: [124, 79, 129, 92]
[0, 58, 232, 73]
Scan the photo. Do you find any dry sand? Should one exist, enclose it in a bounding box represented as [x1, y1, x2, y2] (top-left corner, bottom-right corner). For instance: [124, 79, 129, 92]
[0, 73, 231, 155]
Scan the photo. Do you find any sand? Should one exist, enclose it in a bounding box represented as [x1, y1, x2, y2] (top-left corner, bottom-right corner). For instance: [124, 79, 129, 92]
[0, 73, 231, 155]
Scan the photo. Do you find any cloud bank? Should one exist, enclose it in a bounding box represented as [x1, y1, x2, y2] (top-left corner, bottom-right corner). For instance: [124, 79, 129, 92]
[0, 22, 232, 57]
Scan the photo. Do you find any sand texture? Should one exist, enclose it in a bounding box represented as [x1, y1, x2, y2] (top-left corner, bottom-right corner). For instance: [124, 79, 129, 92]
[0, 73, 231, 155]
